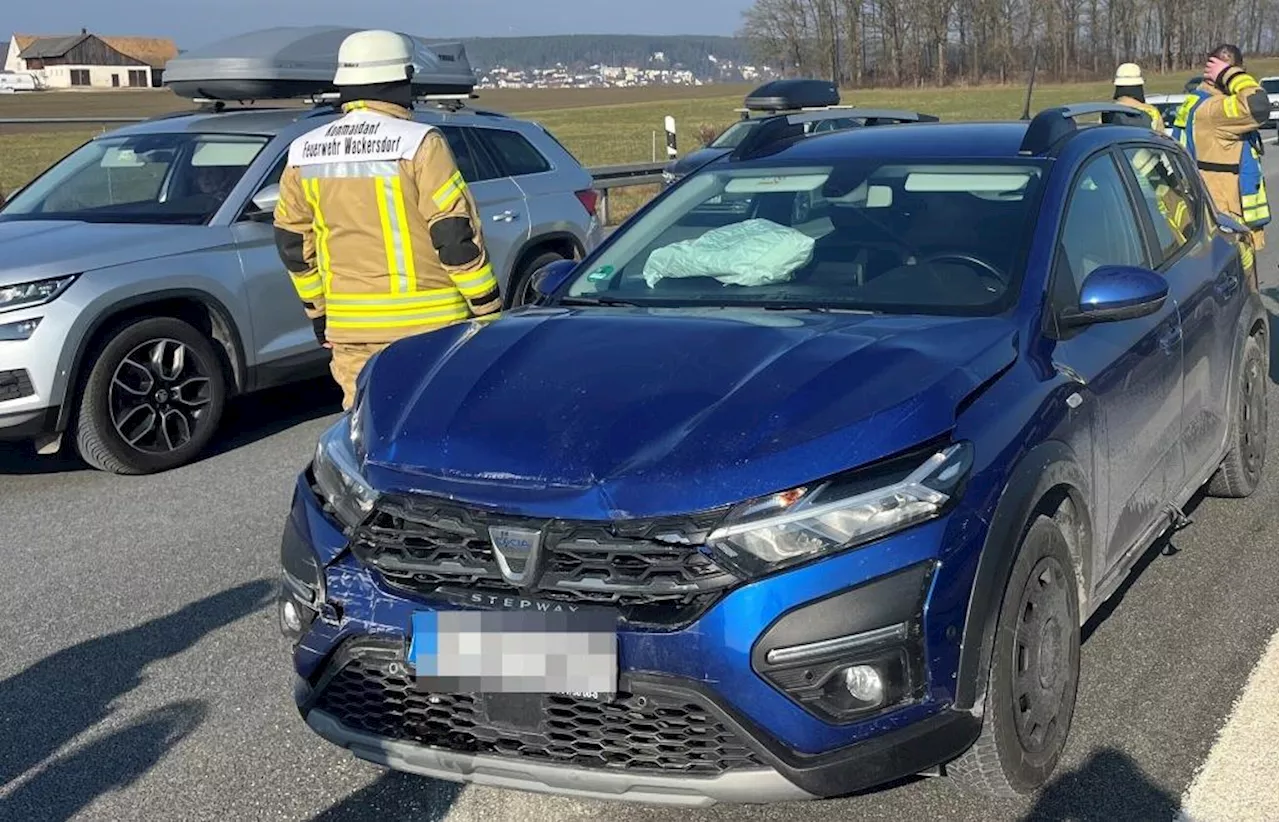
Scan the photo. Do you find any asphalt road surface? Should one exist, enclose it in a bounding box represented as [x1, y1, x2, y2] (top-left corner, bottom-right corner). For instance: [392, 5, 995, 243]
[1, 161, 1277, 822]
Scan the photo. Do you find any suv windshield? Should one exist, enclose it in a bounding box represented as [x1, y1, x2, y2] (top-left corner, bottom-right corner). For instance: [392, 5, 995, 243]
[1263, 78, 1279, 95]
[0, 132, 269, 225]
[566, 158, 1048, 315]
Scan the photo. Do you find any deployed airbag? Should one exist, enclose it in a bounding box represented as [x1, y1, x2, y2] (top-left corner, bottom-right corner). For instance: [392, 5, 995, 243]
[642, 219, 815, 288]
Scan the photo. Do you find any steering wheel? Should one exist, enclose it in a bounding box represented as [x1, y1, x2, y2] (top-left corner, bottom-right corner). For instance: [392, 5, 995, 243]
[917, 252, 1006, 283]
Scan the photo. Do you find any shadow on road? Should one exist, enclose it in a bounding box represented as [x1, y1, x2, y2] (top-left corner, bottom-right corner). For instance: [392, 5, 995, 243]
[1021, 748, 1179, 821]
[0, 700, 208, 822]
[0, 376, 341, 476]
[0, 580, 273, 792]
[310, 772, 464, 822]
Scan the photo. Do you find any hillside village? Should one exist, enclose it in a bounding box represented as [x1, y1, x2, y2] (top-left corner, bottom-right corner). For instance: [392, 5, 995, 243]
[477, 54, 771, 89]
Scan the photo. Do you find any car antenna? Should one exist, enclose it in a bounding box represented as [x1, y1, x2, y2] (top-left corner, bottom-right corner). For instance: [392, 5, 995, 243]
[1020, 45, 1039, 121]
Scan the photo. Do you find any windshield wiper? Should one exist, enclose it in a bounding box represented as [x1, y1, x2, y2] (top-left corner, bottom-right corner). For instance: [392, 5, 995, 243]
[558, 296, 643, 307]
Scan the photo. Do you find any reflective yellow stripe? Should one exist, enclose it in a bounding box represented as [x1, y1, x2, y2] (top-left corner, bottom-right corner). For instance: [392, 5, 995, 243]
[1227, 73, 1258, 95]
[450, 264, 498, 298]
[374, 177, 400, 293]
[302, 179, 333, 290]
[327, 306, 472, 329]
[327, 287, 460, 303]
[473, 311, 502, 323]
[1240, 243, 1255, 270]
[328, 294, 466, 315]
[1224, 96, 1241, 118]
[291, 272, 324, 300]
[390, 176, 418, 293]
[432, 171, 466, 209]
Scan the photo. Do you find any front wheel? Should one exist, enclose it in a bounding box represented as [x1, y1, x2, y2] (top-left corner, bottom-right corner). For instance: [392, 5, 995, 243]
[74, 317, 227, 475]
[507, 250, 570, 309]
[948, 515, 1081, 798]
[1206, 334, 1267, 498]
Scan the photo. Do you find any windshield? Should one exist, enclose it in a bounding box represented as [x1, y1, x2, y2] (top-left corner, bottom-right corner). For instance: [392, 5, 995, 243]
[0, 132, 269, 225]
[709, 120, 757, 149]
[566, 158, 1048, 316]
[1263, 78, 1279, 95]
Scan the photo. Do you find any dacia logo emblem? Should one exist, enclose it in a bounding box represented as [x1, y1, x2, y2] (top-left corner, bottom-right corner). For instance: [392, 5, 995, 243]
[488, 525, 542, 586]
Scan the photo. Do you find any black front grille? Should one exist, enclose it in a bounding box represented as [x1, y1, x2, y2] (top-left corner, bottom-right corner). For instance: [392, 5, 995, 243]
[312, 651, 768, 776]
[0, 370, 34, 402]
[351, 495, 739, 627]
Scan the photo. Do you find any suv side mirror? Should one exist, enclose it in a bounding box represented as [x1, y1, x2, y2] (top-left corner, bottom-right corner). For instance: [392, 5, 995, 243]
[245, 183, 280, 222]
[1062, 265, 1169, 327]
[530, 259, 578, 302]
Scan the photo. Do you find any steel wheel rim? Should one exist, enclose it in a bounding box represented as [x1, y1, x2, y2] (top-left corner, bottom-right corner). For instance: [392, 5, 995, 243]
[1240, 354, 1266, 478]
[1011, 555, 1073, 756]
[108, 337, 213, 455]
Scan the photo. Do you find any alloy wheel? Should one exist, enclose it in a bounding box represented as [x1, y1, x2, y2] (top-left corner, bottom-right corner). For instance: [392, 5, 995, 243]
[108, 337, 214, 454]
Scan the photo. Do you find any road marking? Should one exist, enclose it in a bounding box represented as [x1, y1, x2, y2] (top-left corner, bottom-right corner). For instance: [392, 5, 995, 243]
[1175, 632, 1279, 822]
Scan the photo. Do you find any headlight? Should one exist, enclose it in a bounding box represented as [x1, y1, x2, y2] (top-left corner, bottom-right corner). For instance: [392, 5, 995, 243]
[0, 275, 77, 313]
[311, 410, 378, 532]
[707, 442, 973, 575]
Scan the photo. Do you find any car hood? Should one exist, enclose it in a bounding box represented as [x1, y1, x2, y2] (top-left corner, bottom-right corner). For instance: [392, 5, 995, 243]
[667, 147, 731, 178]
[0, 221, 222, 285]
[359, 307, 1018, 520]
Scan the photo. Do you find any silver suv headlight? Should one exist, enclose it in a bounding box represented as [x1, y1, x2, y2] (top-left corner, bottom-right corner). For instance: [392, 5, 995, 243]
[0, 275, 78, 313]
[707, 442, 973, 576]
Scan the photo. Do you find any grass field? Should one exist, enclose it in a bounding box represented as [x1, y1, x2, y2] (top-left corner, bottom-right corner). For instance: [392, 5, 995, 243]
[2, 66, 1275, 221]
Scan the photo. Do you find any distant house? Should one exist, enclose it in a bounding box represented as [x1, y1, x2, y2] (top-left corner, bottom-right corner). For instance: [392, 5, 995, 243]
[3, 30, 177, 89]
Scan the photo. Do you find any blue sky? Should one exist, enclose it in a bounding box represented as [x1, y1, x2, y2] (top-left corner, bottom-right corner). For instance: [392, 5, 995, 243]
[6, 0, 755, 48]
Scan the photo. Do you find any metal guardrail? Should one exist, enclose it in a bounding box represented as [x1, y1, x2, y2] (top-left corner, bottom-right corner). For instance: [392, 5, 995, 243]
[0, 116, 669, 222]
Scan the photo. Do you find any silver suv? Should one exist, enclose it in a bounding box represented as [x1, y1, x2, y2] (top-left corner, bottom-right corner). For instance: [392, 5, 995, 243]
[0, 104, 603, 474]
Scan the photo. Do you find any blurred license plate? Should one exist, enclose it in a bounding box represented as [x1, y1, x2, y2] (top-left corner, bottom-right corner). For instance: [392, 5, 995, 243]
[407, 608, 617, 698]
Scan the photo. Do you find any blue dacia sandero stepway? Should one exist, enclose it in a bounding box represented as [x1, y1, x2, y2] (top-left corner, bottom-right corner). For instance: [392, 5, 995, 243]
[278, 101, 1270, 806]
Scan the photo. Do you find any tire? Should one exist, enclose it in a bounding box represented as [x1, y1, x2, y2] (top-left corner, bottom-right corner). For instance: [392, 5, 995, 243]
[506, 249, 570, 309]
[73, 316, 228, 475]
[1207, 335, 1267, 498]
[948, 515, 1081, 798]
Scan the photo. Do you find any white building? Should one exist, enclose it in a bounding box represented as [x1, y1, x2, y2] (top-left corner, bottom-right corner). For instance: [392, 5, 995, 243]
[4, 30, 177, 90]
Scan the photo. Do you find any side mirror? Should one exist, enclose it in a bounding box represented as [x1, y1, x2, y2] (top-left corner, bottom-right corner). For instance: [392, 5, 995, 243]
[1214, 210, 1250, 237]
[530, 259, 578, 302]
[1063, 265, 1169, 327]
[245, 183, 279, 222]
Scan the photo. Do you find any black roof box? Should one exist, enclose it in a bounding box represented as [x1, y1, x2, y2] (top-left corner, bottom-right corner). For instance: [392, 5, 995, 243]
[744, 79, 841, 113]
[163, 26, 477, 102]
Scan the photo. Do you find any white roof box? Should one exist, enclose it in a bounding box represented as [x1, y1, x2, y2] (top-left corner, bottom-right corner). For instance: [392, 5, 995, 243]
[163, 26, 477, 102]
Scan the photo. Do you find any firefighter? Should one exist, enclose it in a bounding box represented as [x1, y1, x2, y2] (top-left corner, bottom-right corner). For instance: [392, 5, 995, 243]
[1110, 63, 1163, 130]
[272, 29, 502, 410]
[1130, 147, 1193, 245]
[1172, 44, 1272, 251]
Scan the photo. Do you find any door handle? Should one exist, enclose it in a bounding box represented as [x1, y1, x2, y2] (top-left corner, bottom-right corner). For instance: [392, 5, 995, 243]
[1214, 274, 1240, 299]
[1157, 324, 1183, 354]
[492, 210, 520, 223]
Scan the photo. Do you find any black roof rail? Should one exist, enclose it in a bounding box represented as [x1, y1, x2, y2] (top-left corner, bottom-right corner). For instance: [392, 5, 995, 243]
[731, 107, 939, 161]
[1019, 103, 1152, 155]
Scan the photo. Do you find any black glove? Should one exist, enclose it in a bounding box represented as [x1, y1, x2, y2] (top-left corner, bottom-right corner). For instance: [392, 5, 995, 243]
[312, 316, 327, 346]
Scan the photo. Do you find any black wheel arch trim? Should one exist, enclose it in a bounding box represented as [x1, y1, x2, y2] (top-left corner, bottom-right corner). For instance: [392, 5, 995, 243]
[953, 439, 1091, 710]
[55, 288, 248, 434]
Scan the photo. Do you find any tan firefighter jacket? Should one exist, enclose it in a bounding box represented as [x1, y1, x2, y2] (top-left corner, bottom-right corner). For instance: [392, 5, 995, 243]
[273, 100, 502, 345]
[1174, 74, 1272, 250]
[1115, 96, 1163, 131]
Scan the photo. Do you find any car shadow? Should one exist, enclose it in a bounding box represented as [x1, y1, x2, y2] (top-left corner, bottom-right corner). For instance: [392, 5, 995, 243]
[0, 377, 341, 476]
[308, 772, 464, 822]
[0, 580, 273, 792]
[1020, 748, 1179, 821]
[0, 700, 208, 822]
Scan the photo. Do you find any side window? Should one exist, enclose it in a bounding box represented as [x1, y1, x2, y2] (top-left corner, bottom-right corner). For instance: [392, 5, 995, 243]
[437, 125, 499, 183]
[475, 128, 553, 177]
[1124, 147, 1198, 265]
[1055, 153, 1148, 298]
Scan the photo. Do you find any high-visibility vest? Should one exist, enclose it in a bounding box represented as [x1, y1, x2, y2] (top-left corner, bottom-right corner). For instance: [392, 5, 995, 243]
[1172, 90, 1271, 230]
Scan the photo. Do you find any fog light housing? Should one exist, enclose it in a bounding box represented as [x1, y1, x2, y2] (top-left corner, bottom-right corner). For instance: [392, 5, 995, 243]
[842, 665, 884, 704]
